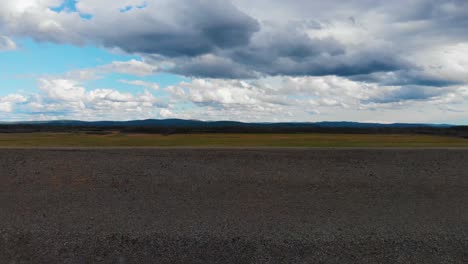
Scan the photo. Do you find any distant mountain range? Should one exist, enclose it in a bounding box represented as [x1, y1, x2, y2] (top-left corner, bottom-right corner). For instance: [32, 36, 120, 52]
[1, 119, 454, 128]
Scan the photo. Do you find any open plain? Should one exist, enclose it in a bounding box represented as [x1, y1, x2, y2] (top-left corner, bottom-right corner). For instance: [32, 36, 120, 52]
[1, 148, 468, 263]
[0, 132, 468, 147]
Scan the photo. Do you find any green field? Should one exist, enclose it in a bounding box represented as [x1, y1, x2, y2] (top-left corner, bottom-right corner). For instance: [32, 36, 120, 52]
[0, 132, 466, 147]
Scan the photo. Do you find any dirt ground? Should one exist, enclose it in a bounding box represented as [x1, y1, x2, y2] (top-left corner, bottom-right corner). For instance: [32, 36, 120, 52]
[1, 148, 468, 263]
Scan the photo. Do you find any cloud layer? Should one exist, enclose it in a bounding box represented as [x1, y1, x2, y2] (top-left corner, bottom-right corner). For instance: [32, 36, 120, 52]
[1, 61, 466, 123]
[0, 0, 467, 123]
[2, 0, 467, 79]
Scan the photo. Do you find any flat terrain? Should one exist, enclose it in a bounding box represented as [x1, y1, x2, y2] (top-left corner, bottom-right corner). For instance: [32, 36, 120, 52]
[0, 132, 467, 147]
[1, 148, 468, 263]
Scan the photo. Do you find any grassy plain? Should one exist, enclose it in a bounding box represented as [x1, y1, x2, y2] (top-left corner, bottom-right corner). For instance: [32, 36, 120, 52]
[0, 132, 466, 147]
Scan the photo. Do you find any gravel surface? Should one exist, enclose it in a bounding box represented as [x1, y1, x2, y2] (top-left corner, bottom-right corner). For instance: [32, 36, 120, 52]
[1, 148, 468, 263]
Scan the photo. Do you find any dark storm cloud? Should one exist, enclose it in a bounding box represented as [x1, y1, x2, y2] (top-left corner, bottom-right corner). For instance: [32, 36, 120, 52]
[101, 0, 260, 57]
[175, 21, 409, 78]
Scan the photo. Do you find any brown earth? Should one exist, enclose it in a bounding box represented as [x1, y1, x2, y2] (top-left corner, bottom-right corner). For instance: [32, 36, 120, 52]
[1, 148, 468, 263]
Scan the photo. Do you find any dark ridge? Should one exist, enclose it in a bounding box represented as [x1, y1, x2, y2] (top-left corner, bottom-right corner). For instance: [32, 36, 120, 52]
[0, 118, 454, 128]
[0, 119, 465, 137]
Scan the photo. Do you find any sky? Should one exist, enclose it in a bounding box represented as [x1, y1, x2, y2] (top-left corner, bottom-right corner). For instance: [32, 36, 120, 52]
[0, 0, 467, 124]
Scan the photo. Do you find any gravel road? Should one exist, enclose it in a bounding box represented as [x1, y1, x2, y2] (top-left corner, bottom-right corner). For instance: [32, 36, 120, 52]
[1, 148, 468, 263]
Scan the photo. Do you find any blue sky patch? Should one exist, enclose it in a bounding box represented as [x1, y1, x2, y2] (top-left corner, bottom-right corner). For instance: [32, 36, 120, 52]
[50, 0, 93, 20]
